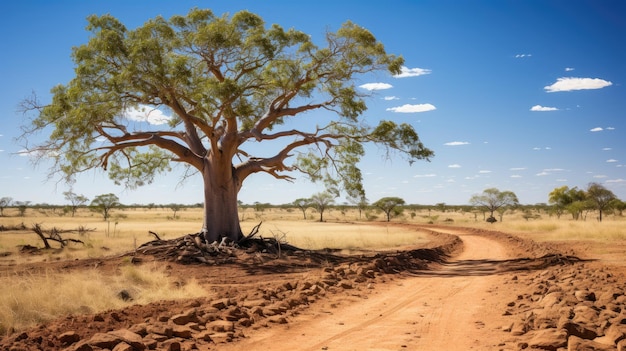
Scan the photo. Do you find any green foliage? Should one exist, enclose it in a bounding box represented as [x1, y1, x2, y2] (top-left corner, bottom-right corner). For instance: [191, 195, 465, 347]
[90, 193, 121, 220]
[373, 197, 405, 222]
[20, 9, 432, 237]
[469, 188, 519, 221]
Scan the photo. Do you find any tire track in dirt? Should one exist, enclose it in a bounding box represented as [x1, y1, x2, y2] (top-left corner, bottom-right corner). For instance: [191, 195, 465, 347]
[222, 229, 513, 351]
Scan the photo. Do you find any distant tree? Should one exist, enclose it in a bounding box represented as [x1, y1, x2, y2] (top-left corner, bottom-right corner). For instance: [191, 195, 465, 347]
[293, 198, 311, 219]
[435, 202, 446, 213]
[90, 193, 120, 220]
[310, 192, 335, 222]
[0, 197, 12, 216]
[348, 194, 369, 219]
[63, 191, 89, 217]
[373, 197, 405, 222]
[14, 201, 31, 217]
[586, 182, 616, 222]
[469, 188, 519, 222]
[169, 204, 183, 219]
[610, 198, 626, 216]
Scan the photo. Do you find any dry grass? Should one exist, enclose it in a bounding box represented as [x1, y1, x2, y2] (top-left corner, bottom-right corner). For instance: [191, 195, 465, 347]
[0, 263, 206, 334]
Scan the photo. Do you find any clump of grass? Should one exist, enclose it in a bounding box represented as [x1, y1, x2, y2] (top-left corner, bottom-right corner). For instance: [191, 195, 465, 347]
[0, 264, 206, 335]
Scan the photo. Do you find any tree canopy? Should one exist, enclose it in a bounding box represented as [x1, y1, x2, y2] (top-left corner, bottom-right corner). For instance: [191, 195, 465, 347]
[20, 9, 433, 242]
[373, 196, 405, 222]
[469, 188, 519, 221]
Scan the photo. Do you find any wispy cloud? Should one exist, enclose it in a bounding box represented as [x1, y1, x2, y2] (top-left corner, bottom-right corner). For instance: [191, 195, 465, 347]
[530, 105, 559, 111]
[602, 148, 612, 151]
[606, 127, 615, 130]
[511, 175, 522, 178]
[125, 105, 172, 125]
[393, 66, 432, 78]
[565, 67, 575, 72]
[448, 164, 462, 168]
[414, 173, 437, 178]
[444, 141, 470, 146]
[478, 170, 492, 174]
[593, 175, 607, 178]
[510, 167, 527, 171]
[386, 103, 436, 113]
[383, 96, 399, 100]
[607, 159, 619, 163]
[515, 54, 532, 58]
[544, 77, 613, 92]
[359, 83, 393, 91]
[590, 127, 603, 132]
[606, 179, 626, 183]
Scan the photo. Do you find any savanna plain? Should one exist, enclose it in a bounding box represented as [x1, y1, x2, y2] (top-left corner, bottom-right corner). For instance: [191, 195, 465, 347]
[1, 206, 625, 351]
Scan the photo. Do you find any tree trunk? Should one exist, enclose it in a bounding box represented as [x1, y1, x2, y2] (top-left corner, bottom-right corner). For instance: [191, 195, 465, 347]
[201, 158, 243, 243]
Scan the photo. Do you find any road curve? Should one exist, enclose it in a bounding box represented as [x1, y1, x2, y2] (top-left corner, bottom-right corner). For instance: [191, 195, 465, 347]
[221, 229, 514, 351]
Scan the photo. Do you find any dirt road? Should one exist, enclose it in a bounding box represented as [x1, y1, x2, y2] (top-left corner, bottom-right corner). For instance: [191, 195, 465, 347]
[222, 231, 514, 351]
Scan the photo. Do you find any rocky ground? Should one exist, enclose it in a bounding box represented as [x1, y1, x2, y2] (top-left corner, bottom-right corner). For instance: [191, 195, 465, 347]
[1, 224, 625, 351]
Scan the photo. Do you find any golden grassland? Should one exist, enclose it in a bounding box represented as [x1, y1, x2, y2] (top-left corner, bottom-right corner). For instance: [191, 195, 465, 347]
[0, 205, 624, 334]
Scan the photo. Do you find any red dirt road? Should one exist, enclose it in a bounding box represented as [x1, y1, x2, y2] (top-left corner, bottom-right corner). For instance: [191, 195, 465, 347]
[221, 232, 514, 350]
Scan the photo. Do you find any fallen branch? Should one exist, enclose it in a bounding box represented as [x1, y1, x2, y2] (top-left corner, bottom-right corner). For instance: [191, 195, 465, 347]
[30, 224, 93, 249]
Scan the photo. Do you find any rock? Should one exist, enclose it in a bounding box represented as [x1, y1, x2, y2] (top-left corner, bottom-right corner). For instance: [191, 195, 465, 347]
[112, 342, 133, 351]
[527, 328, 567, 350]
[568, 336, 616, 351]
[209, 332, 233, 344]
[59, 331, 81, 346]
[107, 329, 145, 350]
[595, 324, 626, 346]
[211, 298, 232, 310]
[562, 321, 598, 340]
[146, 325, 173, 338]
[206, 320, 235, 332]
[575, 290, 597, 302]
[171, 325, 193, 339]
[170, 309, 198, 325]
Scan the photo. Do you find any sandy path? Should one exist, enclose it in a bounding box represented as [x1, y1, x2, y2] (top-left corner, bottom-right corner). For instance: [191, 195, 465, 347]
[222, 231, 513, 351]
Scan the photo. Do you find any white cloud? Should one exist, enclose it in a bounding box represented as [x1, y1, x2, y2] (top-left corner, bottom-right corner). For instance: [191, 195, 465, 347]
[414, 173, 437, 178]
[515, 54, 532, 58]
[565, 67, 575, 72]
[394, 66, 432, 78]
[556, 179, 568, 182]
[444, 141, 470, 146]
[603, 148, 612, 151]
[544, 168, 564, 172]
[511, 175, 522, 178]
[383, 96, 399, 100]
[478, 170, 492, 174]
[386, 103, 436, 113]
[607, 159, 618, 163]
[510, 167, 527, 171]
[125, 105, 172, 125]
[448, 164, 462, 168]
[536, 172, 549, 176]
[593, 175, 607, 178]
[544, 77, 613, 92]
[606, 127, 615, 130]
[606, 179, 625, 183]
[530, 105, 559, 111]
[359, 83, 393, 91]
[590, 127, 603, 132]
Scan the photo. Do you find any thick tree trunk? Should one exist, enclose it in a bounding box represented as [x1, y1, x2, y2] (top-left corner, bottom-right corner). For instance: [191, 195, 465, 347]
[201, 158, 243, 243]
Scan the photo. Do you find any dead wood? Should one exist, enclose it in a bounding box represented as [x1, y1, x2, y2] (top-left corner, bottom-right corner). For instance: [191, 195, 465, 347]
[29, 224, 93, 249]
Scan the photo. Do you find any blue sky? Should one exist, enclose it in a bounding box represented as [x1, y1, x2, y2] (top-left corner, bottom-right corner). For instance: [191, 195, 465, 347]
[0, 0, 624, 206]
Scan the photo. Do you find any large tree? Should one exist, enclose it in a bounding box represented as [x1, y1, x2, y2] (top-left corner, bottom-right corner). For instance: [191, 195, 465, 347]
[20, 9, 433, 243]
[469, 188, 519, 221]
